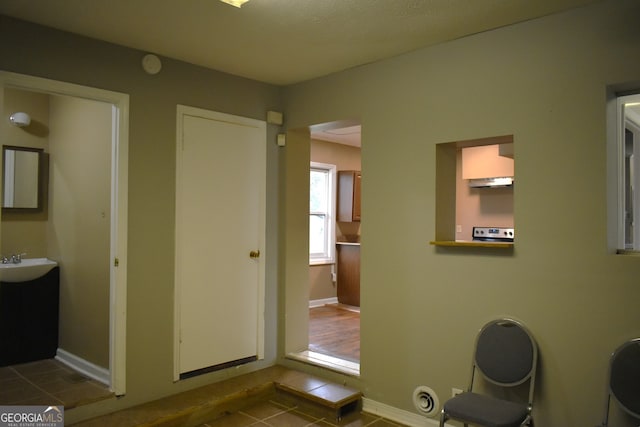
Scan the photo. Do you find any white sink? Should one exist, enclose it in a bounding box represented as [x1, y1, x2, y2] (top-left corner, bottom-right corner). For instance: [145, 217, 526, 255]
[0, 258, 58, 283]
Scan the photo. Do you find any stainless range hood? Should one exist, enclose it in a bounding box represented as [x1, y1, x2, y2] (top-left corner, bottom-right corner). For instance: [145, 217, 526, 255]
[468, 176, 513, 188]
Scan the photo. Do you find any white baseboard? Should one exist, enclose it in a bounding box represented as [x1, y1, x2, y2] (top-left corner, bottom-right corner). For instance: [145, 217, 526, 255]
[309, 297, 338, 308]
[362, 397, 446, 427]
[55, 348, 110, 386]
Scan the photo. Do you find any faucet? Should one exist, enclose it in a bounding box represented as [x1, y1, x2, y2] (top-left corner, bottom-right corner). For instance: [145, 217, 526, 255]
[11, 253, 24, 264]
[1, 253, 26, 264]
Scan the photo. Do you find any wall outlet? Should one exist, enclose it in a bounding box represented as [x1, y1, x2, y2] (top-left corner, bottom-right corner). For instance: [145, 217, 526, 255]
[452, 388, 463, 397]
[456, 225, 462, 233]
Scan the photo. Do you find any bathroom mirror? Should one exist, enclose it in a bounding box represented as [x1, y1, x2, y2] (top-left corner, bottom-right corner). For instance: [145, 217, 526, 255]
[2, 145, 43, 210]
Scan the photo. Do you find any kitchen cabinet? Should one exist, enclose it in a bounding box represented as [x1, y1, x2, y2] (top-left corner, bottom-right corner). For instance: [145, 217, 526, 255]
[336, 243, 360, 307]
[338, 170, 361, 222]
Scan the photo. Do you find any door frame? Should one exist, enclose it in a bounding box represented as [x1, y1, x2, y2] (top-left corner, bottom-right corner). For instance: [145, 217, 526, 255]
[173, 104, 266, 381]
[0, 71, 129, 395]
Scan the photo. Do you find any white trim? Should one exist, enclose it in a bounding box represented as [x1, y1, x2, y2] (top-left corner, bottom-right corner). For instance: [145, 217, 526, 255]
[286, 350, 359, 377]
[631, 120, 640, 249]
[362, 398, 450, 427]
[0, 71, 129, 395]
[309, 297, 338, 308]
[617, 96, 628, 249]
[110, 101, 129, 396]
[309, 162, 337, 264]
[614, 94, 640, 251]
[55, 348, 111, 387]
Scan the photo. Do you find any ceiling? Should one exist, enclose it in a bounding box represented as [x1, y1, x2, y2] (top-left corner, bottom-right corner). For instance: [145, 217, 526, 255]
[0, 0, 600, 86]
[0, 0, 601, 147]
[311, 125, 362, 147]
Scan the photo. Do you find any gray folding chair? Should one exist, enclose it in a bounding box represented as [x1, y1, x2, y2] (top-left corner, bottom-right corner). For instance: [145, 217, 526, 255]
[439, 318, 537, 427]
[600, 338, 640, 426]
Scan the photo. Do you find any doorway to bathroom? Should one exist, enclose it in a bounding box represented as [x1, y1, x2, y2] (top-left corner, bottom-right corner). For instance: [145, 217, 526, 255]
[0, 72, 128, 398]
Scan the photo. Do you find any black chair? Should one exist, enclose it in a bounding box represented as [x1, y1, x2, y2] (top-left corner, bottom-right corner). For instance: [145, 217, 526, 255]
[439, 318, 537, 427]
[600, 338, 640, 426]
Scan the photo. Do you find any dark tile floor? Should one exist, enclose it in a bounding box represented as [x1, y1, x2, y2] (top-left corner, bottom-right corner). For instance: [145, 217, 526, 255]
[0, 360, 406, 426]
[196, 397, 404, 427]
[70, 366, 407, 427]
[0, 358, 113, 408]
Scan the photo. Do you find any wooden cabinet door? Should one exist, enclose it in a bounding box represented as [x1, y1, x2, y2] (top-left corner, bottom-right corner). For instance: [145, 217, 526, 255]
[337, 244, 360, 307]
[338, 170, 361, 222]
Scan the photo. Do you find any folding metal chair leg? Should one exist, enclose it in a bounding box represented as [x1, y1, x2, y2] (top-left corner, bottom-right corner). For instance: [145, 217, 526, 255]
[439, 410, 448, 427]
[600, 394, 611, 427]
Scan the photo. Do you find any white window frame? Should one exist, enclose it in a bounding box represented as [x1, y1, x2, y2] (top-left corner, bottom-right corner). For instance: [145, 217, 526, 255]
[309, 162, 337, 265]
[609, 93, 640, 252]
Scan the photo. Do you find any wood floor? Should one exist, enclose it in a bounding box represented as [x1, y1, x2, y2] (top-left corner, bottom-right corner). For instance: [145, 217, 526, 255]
[308, 304, 360, 363]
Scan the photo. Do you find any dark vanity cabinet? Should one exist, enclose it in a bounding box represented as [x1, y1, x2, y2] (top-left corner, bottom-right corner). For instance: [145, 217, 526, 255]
[0, 267, 60, 366]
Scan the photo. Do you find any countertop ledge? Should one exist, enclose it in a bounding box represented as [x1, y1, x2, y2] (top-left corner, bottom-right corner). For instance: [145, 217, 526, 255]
[430, 240, 514, 249]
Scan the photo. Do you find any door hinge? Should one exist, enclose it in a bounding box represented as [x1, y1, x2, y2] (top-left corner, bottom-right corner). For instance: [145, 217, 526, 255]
[114, 257, 119, 267]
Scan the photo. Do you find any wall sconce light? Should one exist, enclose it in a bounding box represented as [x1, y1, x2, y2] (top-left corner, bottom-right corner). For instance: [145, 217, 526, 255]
[9, 112, 31, 127]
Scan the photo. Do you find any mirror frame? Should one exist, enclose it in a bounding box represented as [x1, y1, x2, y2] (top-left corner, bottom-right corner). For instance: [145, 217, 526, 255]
[2, 145, 45, 212]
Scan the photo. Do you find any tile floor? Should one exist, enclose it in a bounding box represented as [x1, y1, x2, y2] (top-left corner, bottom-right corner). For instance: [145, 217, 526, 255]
[0, 358, 113, 408]
[70, 366, 408, 427]
[195, 395, 405, 427]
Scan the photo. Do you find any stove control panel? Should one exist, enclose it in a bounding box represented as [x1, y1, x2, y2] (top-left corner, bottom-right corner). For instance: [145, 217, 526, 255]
[472, 227, 515, 241]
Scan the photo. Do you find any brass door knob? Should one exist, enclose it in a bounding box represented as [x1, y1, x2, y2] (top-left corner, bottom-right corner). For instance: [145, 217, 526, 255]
[249, 250, 260, 259]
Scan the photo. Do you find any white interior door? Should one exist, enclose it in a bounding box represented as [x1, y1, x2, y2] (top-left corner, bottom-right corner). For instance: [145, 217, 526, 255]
[175, 105, 265, 379]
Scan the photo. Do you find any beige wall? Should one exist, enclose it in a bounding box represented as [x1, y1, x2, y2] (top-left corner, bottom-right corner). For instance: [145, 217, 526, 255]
[0, 15, 282, 422]
[1, 88, 49, 256]
[2, 1, 639, 425]
[309, 139, 361, 301]
[308, 266, 333, 302]
[47, 95, 112, 368]
[311, 138, 361, 170]
[281, 129, 311, 356]
[282, 1, 640, 426]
